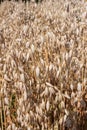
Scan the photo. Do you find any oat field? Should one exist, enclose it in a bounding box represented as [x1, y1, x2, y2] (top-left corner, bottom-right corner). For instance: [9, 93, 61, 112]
[0, 0, 87, 130]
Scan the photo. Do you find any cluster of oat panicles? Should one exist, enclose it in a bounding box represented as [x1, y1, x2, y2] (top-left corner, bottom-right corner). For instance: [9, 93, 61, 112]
[0, 0, 87, 130]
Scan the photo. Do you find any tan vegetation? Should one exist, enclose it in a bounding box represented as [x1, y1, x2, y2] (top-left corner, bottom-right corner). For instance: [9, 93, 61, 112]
[0, 0, 87, 130]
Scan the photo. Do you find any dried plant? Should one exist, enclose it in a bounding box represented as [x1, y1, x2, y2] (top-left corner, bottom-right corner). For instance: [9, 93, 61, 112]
[0, 0, 87, 130]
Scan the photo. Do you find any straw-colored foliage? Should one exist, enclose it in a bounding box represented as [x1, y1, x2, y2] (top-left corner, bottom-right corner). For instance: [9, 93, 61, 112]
[0, 0, 87, 130]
